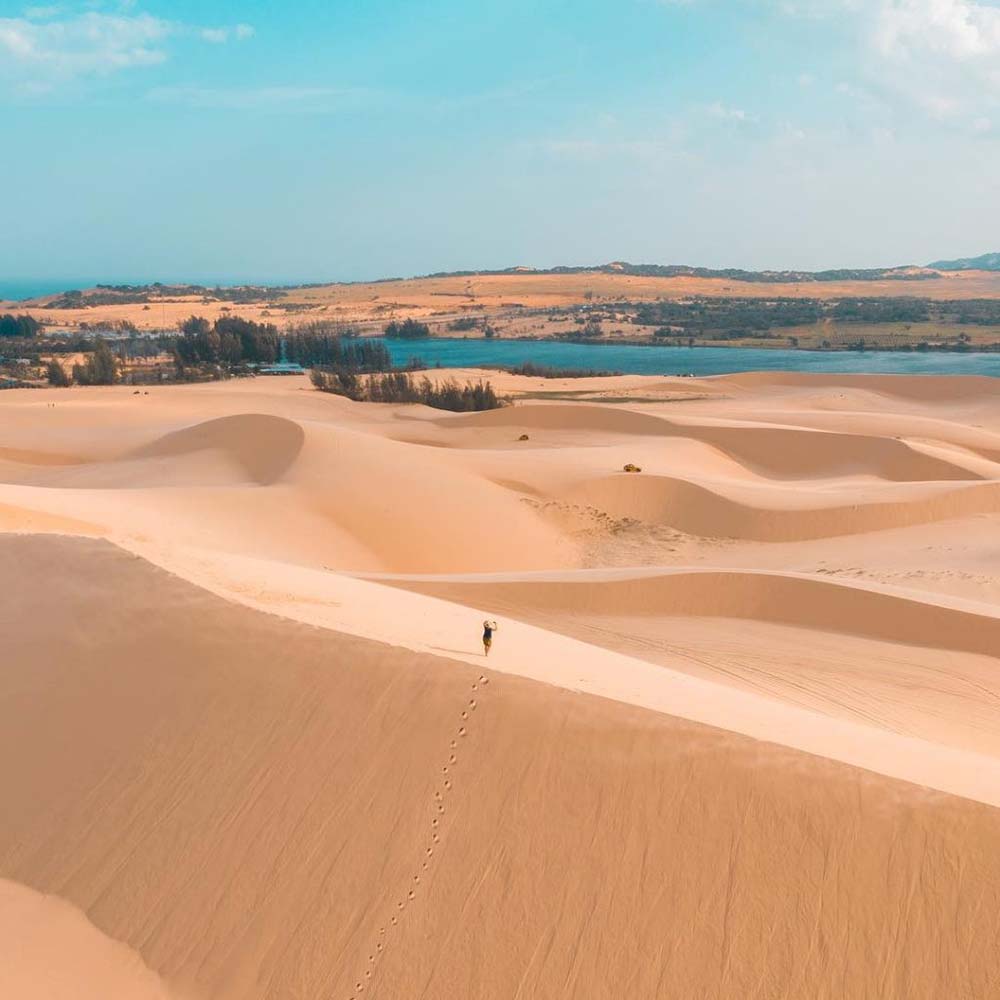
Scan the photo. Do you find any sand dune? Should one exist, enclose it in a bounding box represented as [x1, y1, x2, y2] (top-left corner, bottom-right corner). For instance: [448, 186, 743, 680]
[129, 413, 306, 485]
[394, 566, 1000, 659]
[0, 879, 175, 1000]
[3, 535, 1000, 1000]
[724, 369, 1000, 401]
[445, 403, 980, 480]
[568, 474, 1000, 540]
[3, 372, 1000, 998]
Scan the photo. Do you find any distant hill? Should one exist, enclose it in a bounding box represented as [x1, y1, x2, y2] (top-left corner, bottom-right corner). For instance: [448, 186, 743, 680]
[424, 261, 937, 284]
[928, 252, 1000, 272]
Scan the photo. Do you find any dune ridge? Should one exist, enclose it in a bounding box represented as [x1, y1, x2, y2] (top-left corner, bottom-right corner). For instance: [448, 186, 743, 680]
[128, 413, 306, 485]
[568, 474, 1000, 540]
[444, 403, 982, 480]
[390, 566, 1000, 659]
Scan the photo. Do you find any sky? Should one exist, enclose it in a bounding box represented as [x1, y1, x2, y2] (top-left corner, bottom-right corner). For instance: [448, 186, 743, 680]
[1, 0, 999, 285]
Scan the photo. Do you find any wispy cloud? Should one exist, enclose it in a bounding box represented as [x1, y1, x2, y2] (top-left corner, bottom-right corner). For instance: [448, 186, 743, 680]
[0, 5, 255, 90]
[704, 101, 758, 123]
[0, 10, 171, 75]
[200, 24, 254, 45]
[146, 84, 367, 112]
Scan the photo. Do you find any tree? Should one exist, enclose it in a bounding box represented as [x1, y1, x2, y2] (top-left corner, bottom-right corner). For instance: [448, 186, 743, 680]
[46, 360, 71, 387]
[0, 313, 40, 338]
[384, 318, 430, 339]
[72, 338, 118, 385]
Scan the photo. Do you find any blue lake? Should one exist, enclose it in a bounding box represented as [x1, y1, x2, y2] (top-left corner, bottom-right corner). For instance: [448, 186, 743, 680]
[384, 338, 1000, 378]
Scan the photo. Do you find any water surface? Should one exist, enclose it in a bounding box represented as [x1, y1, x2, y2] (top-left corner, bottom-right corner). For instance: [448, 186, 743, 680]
[385, 338, 1000, 377]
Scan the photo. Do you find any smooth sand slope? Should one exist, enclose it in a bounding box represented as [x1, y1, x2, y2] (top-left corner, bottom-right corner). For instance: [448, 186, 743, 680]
[3, 371, 1000, 998]
[3, 535, 1000, 1000]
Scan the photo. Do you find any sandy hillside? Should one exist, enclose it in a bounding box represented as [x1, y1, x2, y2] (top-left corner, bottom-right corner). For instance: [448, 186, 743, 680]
[8, 267, 1000, 332]
[3, 370, 1000, 998]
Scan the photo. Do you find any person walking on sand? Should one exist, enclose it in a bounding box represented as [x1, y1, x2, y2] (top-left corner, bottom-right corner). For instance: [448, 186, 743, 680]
[482, 619, 498, 657]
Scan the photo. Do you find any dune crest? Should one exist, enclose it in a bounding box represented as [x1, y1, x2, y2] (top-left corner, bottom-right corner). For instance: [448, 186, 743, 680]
[129, 413, 306, 485]
[568, 474, 1000, 540]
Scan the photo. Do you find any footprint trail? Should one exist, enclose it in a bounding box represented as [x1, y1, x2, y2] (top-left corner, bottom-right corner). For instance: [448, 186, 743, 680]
[345, 672, 492, 999]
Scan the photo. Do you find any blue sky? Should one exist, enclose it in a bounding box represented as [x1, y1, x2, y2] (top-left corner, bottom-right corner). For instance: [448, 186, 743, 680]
[1, 0, 999, 284]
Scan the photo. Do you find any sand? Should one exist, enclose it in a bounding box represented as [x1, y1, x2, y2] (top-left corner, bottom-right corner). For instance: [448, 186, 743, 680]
[2, 370, 1000, 998]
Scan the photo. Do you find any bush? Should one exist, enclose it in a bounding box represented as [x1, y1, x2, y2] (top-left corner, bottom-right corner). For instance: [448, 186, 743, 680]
[46, 360, 71, 387]
[0, 314, 40, 338]
[72, 338, 118, 385]
[314, 370, 506, 411]
[384, 318, 431, 339]
[505, 361, 622, 378]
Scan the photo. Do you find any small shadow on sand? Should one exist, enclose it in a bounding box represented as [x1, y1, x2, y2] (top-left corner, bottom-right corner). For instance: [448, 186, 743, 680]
[430, 645, 481, 658]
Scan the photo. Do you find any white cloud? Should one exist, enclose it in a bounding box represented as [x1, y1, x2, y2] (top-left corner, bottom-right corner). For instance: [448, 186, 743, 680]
[705, 101, 758, 123]
[200, 23, 254, 44]
[199, 27, 228, 44]
[784, 0, 1000, 123]
[873, 0, 1000, 60]
[0, 11, 170, 75]
[0, 7, 255, 88]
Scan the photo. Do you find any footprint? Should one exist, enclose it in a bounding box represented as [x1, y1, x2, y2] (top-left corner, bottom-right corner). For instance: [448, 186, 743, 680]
[353, 674, 493, 995]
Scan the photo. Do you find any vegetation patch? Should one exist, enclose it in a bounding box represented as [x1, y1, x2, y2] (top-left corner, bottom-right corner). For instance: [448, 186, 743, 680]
[312, 369, 506, 411]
